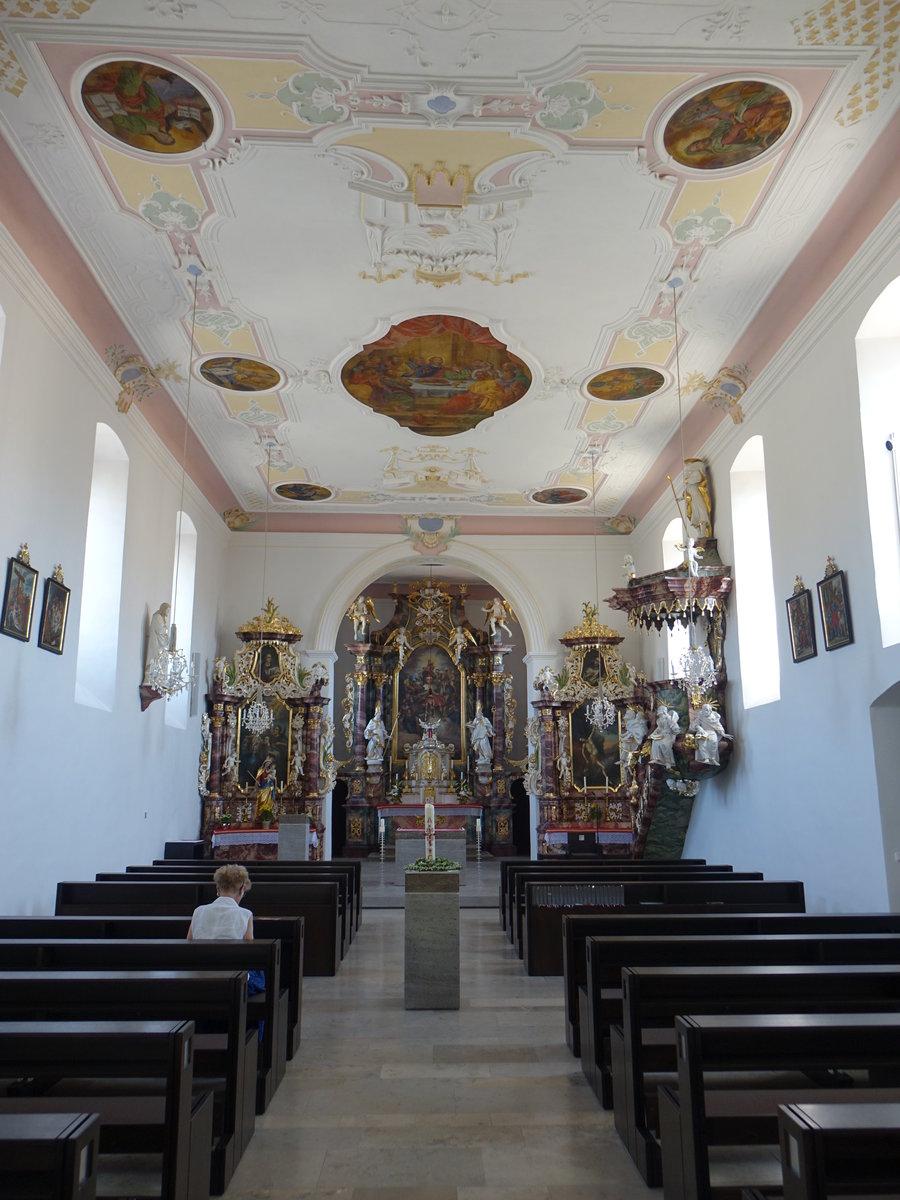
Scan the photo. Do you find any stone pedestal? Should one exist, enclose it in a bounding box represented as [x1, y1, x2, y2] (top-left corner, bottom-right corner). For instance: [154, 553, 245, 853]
[394, 829, 466, 883]
[278, 813, 310, 861]
[404, 871, 460, 1010]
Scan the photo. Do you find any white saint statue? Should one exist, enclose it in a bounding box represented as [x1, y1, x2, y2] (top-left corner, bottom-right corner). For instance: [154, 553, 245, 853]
[143, 602, 170, 685]
[468, 702, 494, 766]
[690, 703, 730, 766]
[649, 704, 680, 768]
[364, 701, 388, 764]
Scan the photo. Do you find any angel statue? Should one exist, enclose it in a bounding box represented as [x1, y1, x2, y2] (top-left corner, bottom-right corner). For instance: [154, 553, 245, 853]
[346, 595, 379, 641]
[385, 624, 412, 667]
[483, 596, 515, 640]
[450, 624, 476, 665]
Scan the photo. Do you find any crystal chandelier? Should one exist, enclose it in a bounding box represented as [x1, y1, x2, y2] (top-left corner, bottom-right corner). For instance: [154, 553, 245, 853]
[586, 447, 616, 731]
[669, 278, 717, 707]
[244, 445, 275, 735]
[147, 266, 202, 700]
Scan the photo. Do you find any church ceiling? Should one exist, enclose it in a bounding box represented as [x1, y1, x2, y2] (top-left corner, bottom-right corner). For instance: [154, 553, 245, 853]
[0, 0, 896, 533]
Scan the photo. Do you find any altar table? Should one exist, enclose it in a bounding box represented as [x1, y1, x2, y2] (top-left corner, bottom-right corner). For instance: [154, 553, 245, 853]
[211, 827, 280, 860]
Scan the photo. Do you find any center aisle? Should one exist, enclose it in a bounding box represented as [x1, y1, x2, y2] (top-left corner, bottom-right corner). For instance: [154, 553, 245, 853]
[224, 860, 647, 1199]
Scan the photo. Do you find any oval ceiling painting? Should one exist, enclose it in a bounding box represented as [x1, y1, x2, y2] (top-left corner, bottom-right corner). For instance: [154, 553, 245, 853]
[341, 315, 532, 436]
[81, 61, 215, 155]
[587, 367, 665, 402]
[275, 483, 333, 502]
[531, 488, 589, 506]
[664, 80, 792, 170]
[199, 357, 282, 392]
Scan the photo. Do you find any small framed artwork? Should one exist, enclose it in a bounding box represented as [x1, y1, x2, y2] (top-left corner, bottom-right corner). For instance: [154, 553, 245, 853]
[1, 553, 38, 642]
[38, 574, 70, 654]
[786, 582, 817, 663]
[817, 564, 853, 651]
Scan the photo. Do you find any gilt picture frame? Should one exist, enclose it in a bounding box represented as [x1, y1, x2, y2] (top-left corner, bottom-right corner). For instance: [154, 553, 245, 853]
[38, 576, 70, 654]
[1, 555, 38, 642]
[785, 586, 817, 663]
[817, 568, 853, 651]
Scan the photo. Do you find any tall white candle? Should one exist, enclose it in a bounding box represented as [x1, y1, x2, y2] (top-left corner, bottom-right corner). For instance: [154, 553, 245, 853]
[425, 801, 435, 828]
[476, 818, 481, 834]
[379, 817, 385, 835]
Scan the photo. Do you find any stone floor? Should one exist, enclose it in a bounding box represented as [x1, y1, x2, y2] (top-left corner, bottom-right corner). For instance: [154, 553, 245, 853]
[222, 857, 653, 1200]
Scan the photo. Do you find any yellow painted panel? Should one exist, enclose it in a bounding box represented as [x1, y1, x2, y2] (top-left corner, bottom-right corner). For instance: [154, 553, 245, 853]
[584, 399, 644, 426]
[184, 56, 315, 129]
[98, 144, 204, 213]
[270, 466, 311, 484]
[569, 72, 698, 139]
[608, 334, 673, 367]
[669, 160, 776, 229]
[223, 392, 283, 419]
[194, 325, 258, 355]
[336, 129, 546, 181]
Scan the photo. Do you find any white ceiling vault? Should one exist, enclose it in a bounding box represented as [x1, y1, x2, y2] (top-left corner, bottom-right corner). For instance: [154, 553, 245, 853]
[0, 0, 896, 535]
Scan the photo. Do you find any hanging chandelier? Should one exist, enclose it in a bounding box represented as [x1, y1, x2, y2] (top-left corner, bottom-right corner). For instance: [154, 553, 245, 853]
[668, 278, 718, 707]
[585, 447, 616, 731]
[243, 444, 275, 735]
[146, 265, 202, 700]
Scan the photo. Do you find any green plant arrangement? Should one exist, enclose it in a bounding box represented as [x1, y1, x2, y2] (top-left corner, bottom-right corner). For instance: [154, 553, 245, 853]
[405, 856, 461, 872]
[219, 812, 234, 827]
[257, 804, 275, 825]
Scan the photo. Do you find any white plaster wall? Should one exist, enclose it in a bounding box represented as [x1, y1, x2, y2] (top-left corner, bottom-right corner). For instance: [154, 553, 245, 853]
[0, 238, 229, 914]
[631, 209, 900, 913]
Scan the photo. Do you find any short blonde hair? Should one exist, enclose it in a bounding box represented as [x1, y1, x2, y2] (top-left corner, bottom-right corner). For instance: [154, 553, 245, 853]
[213, 864, 251, 895]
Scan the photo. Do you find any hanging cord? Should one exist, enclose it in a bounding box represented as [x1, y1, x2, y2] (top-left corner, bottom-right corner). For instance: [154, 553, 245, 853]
[670, 279, 696, 640]
[170, 268, 201, 648]
[260, 443, 271, 617]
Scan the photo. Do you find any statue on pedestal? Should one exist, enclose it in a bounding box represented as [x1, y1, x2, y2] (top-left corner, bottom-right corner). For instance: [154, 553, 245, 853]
[468, 701, 494, 767]
[649, 705, 680, 768]
[483, 596, 514, 640]
[450, 624, 476, 665]
[143, 601, 170, 685]
[690, 703, 730, 766]
[347, 595, 378, 641]
[364, 701, 388, 765]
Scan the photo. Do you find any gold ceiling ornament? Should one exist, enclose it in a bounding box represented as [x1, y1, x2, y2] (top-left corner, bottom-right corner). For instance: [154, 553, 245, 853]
[682, 362, 751, 426]
[104, 345, 183, 413]
[223, 508, 256, 531]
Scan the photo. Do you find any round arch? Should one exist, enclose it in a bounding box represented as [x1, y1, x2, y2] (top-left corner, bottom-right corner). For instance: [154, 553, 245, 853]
[311, 540, 549, 658]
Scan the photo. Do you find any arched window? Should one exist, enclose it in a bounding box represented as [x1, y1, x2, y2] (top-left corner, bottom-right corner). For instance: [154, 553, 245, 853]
[857, 275, 900, 647]
[730, 435, 780, 708]
[74, 423, 129, 710]
[164, 511, 198, 729]
[661, 516, 690, 678]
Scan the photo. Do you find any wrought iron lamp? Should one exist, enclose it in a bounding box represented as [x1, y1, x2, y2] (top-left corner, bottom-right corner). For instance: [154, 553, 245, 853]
[668, 278, 717, 706]
[242, 444, 275, 736]
[585, 447, 616, 731]
[144, 265, 202, 700]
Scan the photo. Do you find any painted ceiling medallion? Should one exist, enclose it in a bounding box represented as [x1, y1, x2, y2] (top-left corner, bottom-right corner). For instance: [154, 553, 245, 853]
[81, 61, 214, 154]
[199, 357, 282, 392]
[586, 366, 665, 402]
[275, 483, 333, 502]
[341, 315, 531, 437]
[532, 488, 589, 505]
[664, 81, 792, 170]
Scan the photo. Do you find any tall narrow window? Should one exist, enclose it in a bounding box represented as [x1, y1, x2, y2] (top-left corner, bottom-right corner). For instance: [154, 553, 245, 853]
[75, 423, 129, 710]
[730, 435, 780, 708]
[661, 517, 690, 678]
[857, 274, 900, 647]
[165, 511, 197, 729]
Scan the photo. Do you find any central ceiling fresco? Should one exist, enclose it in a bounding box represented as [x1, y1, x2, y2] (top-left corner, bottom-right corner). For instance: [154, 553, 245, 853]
[0, 0, 895, 532]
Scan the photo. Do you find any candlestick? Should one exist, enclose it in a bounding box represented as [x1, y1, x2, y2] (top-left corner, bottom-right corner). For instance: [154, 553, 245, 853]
[583, 775, 587, 793]
[379, 818, 385, 835]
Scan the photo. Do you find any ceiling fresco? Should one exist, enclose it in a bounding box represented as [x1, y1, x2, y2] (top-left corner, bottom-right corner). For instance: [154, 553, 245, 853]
[0, 0, 895, 532]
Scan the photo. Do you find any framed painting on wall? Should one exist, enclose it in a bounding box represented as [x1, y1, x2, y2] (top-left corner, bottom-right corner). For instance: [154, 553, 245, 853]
[1, 554, 38, 642]
[786, 585, 817, 663]
[38, 576, 70, 654]
[817, 567, 853, 651]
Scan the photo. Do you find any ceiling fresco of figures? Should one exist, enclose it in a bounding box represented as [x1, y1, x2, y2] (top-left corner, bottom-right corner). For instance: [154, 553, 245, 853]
[0, 0, 896, 531]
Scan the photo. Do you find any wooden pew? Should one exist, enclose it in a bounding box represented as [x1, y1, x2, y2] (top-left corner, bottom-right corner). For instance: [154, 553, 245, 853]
[778, 1101, 900, 1200]
[613, 963, 900, 1187]
[97, 869, 353, 958]
[0, 938, 286, 1114]
[0, 1019, 211, 1200]
[55, 878, 341, 977]
[0, 970, 253, 1195]
[581, 929, 900, 1108]
[562, 910, 900, 1060]
[0, 914, 305, 1060]
[522, 878, 806, 975]
[151, 859, 363, 934]
[501, 859, 714, 938]
[0, 1112, 100, 1200]
[669, 1014, 900, 1200]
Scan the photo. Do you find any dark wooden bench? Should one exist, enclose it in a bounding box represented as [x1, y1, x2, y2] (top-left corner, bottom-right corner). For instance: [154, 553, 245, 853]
[0, 938, 286, 1114]
[55, 878, 340, 977]
[778, 1100, 900, 1200]
[150, 858, 363, 934]
[98, 869, 352, 958]
[0, 970, 253, 1195]
[0, 1111, 100, 1200]
[667, 1013, 900, 1200]
[563, 911, 900, 1059]
[523, 878, 806, 975]
[0, 1019, 211, 1200]
[501, 859, 715, 937]
[613, 963, 900, 1187]
[581, 929, 900, 1108]
[0, 914, 305, 1059]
